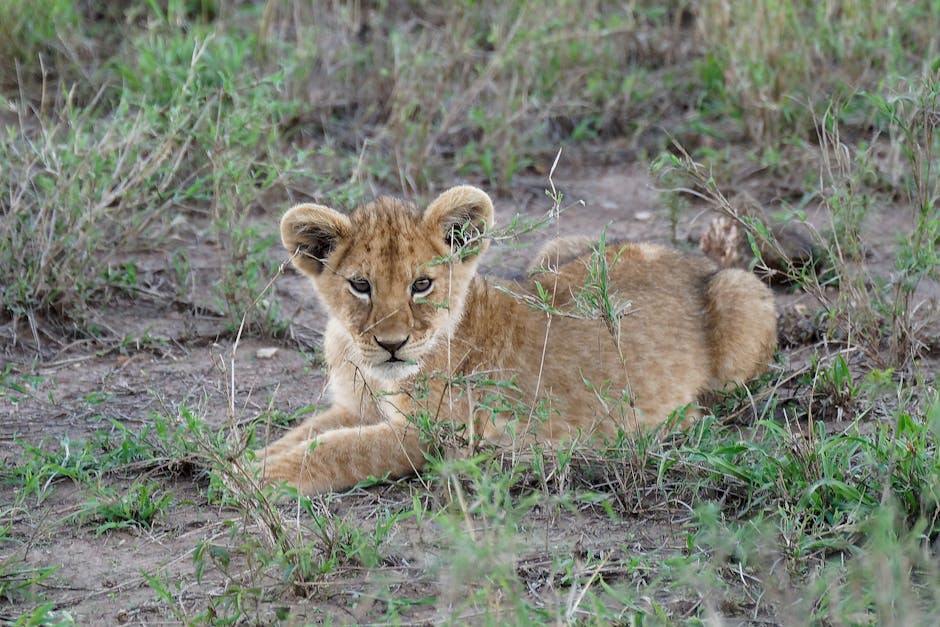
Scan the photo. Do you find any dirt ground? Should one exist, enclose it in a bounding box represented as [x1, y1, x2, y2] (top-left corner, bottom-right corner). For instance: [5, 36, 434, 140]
[2, 161, 938, 624]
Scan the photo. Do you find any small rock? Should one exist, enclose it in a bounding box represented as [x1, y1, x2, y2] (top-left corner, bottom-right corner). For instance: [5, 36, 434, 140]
[255, 347, 279, 359]
[634, 210, 653, 221]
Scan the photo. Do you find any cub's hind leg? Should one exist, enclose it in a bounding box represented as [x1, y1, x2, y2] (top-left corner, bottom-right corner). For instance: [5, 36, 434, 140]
[704, 268, 777, 387]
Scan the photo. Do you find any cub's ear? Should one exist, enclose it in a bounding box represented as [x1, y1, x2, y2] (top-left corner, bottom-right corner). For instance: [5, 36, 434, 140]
[423, 185, 494, 259]
[280, 203, 352, 276]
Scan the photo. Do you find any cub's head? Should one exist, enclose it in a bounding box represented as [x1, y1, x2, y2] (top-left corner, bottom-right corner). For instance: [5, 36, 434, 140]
[281, 185, 494, 381]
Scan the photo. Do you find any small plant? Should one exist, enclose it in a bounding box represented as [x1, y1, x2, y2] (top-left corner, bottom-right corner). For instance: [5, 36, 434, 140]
[812, 353, 861, 417]
[431, 456, 541, 620]
[0, 526, 59, 604]
[0, 365, 45, 404]
[571, 228, 632, 349]
[8, 603, 75, 627]
[72, 481, 172, 535]
[14, 437, 108, 503]
[214, 225, 285, 336]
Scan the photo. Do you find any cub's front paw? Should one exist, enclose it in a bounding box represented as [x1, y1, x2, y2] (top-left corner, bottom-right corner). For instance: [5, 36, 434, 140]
[247, 452, 300, 493]
[250, 439, 334, 496]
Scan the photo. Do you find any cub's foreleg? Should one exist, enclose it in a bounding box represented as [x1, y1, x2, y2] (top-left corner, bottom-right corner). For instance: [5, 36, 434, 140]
[259, 416, 425, 495]
[255, 406, 377, 460]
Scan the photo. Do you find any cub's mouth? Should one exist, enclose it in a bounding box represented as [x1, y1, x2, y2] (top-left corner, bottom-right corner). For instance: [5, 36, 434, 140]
[381, 356, 417, 368]
[370, 358, 420, 381]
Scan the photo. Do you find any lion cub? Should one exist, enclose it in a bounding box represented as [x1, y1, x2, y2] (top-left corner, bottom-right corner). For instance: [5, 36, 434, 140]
[257, 186, 776, 494]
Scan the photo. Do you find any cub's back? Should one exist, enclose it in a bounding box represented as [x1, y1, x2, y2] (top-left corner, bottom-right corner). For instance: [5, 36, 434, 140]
[532, 241, 717, 322]
[492, 242, 721, 435]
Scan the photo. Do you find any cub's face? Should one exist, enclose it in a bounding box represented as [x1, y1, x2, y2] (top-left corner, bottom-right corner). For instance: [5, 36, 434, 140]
[281, 186, 494, 381]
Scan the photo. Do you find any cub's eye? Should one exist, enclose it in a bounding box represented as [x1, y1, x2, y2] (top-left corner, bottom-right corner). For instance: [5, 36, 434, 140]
[411, 277, 433, 295]
[348, 278, 371, 295]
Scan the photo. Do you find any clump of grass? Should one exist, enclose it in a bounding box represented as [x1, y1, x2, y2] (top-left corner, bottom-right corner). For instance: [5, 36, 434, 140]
[71, 480, 173, 535]
[1, 16, 301, 339]
[0, 521, 60, 605]
[683, 396, 940, 621]
[811, 77, 939, 368]
[1, 96, 190, 333]
[697, 0, 940, 145]
[0, 0, 81, 89]
[261, 1, 694, 191]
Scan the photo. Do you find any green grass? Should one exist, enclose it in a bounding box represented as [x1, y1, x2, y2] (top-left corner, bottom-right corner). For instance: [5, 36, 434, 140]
[1, 8, 303, 335]
[0, 0, 80, 89]
[697, 0, 940, 146]
[4, 383, 940, 622]
[1, 0, 939, 623]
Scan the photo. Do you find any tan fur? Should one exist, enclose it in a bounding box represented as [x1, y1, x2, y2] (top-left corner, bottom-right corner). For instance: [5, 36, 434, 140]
[528, 235, 597, 272]
[257, 186, 777, 494]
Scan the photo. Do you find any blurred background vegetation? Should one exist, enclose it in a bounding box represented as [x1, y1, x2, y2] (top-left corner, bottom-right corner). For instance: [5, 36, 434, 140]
[2, 0, 938, 333]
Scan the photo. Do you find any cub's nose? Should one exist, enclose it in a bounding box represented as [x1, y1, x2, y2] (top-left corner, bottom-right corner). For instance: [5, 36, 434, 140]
[375, 336, 409, 356]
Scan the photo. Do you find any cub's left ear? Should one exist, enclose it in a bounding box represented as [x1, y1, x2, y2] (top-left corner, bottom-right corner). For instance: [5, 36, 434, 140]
[423, 185, 494, 259]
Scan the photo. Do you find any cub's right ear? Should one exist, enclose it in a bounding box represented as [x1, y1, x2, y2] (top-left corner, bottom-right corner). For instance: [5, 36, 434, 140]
[280, 203, 352, 276]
